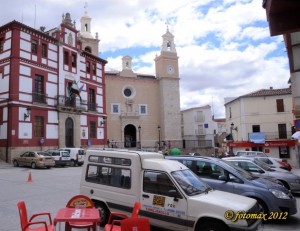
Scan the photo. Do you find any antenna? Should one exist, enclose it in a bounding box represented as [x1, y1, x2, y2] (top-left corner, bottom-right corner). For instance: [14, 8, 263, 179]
[34, 4, 36, 29]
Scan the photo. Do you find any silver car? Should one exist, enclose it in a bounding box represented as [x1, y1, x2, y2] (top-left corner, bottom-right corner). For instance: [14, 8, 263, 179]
[167, 156, 297, 215]
[13, 151, 55, 169]
[224, 157, 300, 193]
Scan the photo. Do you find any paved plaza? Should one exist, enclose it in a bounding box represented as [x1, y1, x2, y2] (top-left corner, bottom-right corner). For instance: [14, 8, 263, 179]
[0, 160, 299, 231]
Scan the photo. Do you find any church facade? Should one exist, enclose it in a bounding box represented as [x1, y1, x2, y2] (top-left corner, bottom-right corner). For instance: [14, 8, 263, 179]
[0, 11, 107, 163]
[105, 28, 182, 150]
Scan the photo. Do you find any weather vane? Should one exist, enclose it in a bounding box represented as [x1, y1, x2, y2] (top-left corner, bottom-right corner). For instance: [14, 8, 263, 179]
[165, 21, 169, 31]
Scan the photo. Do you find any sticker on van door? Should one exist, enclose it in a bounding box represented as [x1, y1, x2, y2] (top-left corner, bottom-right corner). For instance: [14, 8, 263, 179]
[153, 195, 165, 207]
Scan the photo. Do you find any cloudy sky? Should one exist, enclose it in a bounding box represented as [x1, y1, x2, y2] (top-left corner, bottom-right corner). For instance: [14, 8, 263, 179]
[1, 0, 290, 118]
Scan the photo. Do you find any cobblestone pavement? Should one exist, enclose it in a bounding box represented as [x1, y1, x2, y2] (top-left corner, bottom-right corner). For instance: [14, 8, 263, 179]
[0, 160, 299, 231]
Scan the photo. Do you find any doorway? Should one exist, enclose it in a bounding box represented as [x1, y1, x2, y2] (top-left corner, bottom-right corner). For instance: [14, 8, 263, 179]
[124, 124, 137, 148]
[65, 117, 74, 147]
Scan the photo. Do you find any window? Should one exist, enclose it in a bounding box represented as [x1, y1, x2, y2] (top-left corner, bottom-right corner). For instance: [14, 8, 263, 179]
[34, 116, 44, 137]
[88, 88, 96, 111]
[71, 54, 77, 67]
[278, 124, 287, 139]
[252, 125, 260, 132]
[0, 38, 3, 52]
[90, 121, 96, 138]
[64, 51, 69, 65]
[86, 61, 90, 73]
[31, 39, 38, 54]
[34, 75, 45, 103]
[111, 104, 120, 114]
[143, 171, 180, 197]
[41, 43, 47, 57]
[276, 99, 284, 112]
[139, 105, 147, 114]
[86, 164, 131, 189]
[92, 63, 96, 75]
[229, 107, 232, 118]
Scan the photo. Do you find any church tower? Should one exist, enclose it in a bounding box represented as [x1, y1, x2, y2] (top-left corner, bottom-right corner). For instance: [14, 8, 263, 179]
[79, 3, 100, 56]
[155, 27, 182, 144]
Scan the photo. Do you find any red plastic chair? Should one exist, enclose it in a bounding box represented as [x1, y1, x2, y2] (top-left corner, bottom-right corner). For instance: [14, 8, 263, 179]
[17, 201, 54, 231]
[65, 194, 96, 231]
[106, 217, 150, 231]
[104, 202, 141, 231]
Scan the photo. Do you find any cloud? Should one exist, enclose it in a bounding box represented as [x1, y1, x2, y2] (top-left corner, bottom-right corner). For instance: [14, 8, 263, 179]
[0, 0, 290, 119]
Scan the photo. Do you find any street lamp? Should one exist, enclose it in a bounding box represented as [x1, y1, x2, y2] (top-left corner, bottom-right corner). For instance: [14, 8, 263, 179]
[101, 117, 106, 149]
[158, 125, 161, 150]
[138, 125, 141, 150]
[230, 123, 238, 141]
[24, 107, 31, 121]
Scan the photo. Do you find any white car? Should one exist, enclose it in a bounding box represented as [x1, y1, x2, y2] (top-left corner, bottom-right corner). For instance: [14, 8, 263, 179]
[253, 157, 291, 172]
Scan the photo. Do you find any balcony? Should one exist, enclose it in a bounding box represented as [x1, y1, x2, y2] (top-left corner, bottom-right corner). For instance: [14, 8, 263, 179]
[33, 92, 47, 104]
[56, 95, 86, 113]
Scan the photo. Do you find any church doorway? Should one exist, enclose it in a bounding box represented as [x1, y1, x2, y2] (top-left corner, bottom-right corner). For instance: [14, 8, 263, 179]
[65, 117, 74, 147]
[124, 124, 137, 148]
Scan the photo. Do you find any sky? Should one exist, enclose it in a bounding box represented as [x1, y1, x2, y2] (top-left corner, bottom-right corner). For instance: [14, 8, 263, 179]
[0, 0, 290, 118]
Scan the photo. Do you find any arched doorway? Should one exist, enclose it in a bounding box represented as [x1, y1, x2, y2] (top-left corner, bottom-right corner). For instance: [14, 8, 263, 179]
[65, 117, 74, 147]
[124, 124, 137, 148]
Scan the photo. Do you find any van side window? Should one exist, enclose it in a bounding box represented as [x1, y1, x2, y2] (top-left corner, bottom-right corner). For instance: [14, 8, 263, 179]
[86, 164, 131, 189]
[143, 171, 181, 198]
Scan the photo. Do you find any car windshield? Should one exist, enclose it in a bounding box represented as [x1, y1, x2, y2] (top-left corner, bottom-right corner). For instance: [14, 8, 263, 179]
[253, 159, 274, 171]
[171, 169, 212, 196]
[223, 160, 255, 180]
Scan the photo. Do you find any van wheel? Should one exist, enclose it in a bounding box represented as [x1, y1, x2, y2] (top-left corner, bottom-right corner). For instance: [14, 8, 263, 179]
[197, 220, 229, 231]
[31, 162, 36, 169]
[70, 160, 76, 167]
[94, 202, 110, 226]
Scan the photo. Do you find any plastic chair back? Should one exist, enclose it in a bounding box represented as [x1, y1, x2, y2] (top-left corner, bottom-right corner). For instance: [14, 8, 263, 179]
[66, 194, 94, 208]
[131, 202, 141, 218]
[17, 201, 29, 230]
[120, 217, 150, 231]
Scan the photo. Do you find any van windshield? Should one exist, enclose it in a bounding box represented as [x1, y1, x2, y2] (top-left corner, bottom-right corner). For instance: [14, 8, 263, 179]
[171, 169, 212, 196]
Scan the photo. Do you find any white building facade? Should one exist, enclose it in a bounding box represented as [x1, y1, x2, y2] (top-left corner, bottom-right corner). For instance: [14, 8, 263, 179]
[225, 87, 299, 167]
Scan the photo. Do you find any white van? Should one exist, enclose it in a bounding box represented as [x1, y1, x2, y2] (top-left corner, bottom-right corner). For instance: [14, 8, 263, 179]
[59, 148, 85, 166]
[80, 149, 262, 231]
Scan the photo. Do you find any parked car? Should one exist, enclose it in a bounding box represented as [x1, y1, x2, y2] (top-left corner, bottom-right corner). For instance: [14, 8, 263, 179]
[235, 151, 267, 157]
[47, 150, 71, 167]
[59, 148, 85, 166]
[253, 157, 292, 172]
[223, 157, 300, 193]
[166, 155, 297, 215]
[13, 151, 55, 169]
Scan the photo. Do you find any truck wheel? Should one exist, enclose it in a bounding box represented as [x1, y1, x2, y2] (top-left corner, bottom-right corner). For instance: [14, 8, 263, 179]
[197, 220, 229, 231]
[31, 162, 36, 169]
[94, 202, 110, 226]
[13, 160, 19, 167]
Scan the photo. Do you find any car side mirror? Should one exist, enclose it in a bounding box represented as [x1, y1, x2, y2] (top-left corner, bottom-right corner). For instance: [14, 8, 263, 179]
[218, 175, 228, 181]
[168, 189, 181, 201]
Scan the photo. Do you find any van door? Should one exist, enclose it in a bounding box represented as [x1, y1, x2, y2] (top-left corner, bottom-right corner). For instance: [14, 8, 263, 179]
[141, 171, 188, 231]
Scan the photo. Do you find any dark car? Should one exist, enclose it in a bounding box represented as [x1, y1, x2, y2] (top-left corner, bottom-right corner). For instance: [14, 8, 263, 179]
[13, 151, 55, 169]
[166, 155, 297, 215]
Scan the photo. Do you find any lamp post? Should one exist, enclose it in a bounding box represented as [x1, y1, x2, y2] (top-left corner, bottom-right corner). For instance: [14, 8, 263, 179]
[101, 117, 107, 149]
[158, 125, 161, 150]
[230, 123, 238, 140]
[138, 125, 141, 150]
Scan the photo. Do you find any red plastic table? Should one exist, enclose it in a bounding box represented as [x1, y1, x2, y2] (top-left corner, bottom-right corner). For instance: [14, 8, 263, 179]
[54, 207, 100, 231]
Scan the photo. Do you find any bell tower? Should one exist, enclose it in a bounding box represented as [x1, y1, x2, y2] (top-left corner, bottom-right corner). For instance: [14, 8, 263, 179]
[155, 26, 182, 144]
[79, 3, 99, 56]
